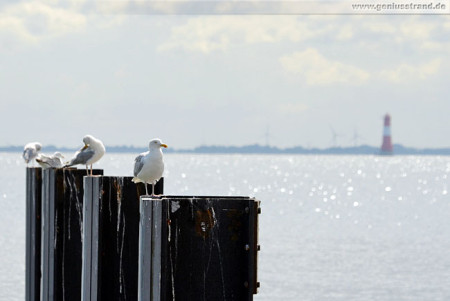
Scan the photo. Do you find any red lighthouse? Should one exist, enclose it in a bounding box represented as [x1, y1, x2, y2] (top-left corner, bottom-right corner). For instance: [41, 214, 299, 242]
[380, 114, 393, 155]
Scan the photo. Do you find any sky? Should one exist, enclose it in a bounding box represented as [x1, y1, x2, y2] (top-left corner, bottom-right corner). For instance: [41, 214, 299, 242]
[0, 1, 449, 150]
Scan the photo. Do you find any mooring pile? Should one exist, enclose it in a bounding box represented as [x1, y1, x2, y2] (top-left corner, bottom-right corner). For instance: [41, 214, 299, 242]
[25, 168, 260, 301]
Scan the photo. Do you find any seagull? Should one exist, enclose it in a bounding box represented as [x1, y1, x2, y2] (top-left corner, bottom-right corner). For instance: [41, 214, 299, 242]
[23, 142, 42, 166]
[64, 135, 106, 176]
[132, 138, 167, 196]
[36, 152, 64, 169]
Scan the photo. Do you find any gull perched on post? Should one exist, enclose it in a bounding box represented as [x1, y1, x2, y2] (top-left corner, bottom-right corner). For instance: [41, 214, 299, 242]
[64, 135, 105, 176]
[23, 142, 42, 166]
[132, 138, 167, 196]
[36, 152, 64, 169]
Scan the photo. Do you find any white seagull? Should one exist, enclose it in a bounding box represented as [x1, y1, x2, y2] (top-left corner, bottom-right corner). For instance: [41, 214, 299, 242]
[36, 152, 64, 169]
[132, 138, 167, 196]
[23, 142, 42, 166]
[65, 135, 106, 175]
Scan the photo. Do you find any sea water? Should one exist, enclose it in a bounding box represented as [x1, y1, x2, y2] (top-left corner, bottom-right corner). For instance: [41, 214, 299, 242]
[1, 153, 450, 300]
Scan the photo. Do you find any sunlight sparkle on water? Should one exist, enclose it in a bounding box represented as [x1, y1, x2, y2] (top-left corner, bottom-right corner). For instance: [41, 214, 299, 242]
[3, 154, 450, 301]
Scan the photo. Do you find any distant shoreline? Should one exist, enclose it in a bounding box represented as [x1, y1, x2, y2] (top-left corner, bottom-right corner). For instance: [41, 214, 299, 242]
[3, 144, 450, 155]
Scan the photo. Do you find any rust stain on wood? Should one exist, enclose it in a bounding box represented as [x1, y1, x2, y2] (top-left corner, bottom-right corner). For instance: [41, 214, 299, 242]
[194, 209, 215, 239]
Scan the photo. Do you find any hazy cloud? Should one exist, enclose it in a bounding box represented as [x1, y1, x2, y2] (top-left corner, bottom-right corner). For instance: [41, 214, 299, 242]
[379, 59, 442, 83]
[157, 16, 323, 53]
[0, 1, 86, 45]
[280, 48, 370, 85]
[0, 8, 449, 148]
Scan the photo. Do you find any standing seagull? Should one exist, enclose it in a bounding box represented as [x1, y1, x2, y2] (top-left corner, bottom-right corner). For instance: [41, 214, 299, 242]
[65, 135, 106, 176]
[36, 152, 64, 169]
[23, 142, 42, 166]
[132, 139, 167, 196]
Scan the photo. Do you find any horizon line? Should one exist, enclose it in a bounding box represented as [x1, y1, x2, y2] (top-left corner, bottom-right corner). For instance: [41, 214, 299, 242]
[3, 143, 450, 154]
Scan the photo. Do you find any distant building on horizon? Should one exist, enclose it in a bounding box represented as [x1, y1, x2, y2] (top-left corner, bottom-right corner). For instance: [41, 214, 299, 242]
[380, 113, 393, 155]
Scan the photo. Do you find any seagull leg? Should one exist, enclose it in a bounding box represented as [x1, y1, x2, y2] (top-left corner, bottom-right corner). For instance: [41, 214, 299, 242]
[86, 165, 89, 176]
[90, 164, 93, 176]
[151, 183, 155, 196]
[145, 183, 149, 196]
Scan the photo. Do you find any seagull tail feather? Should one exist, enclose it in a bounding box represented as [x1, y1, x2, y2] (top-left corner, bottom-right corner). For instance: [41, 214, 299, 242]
[132, 177, 142, 183]
[63, 162, 73, 168]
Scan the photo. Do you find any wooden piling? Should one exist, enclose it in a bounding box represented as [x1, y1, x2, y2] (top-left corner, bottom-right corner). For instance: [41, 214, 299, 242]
[41, 168, 103, 301]
[25, 167, 42, 301]
[138, 196, 260, 301]
[82, 176, 163, 301]
[27, 170, 260, 301]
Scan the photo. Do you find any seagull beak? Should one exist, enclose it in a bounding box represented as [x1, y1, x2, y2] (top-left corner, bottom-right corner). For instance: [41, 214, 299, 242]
[161, 144, 168, 148]
[81, 144, 89, 151]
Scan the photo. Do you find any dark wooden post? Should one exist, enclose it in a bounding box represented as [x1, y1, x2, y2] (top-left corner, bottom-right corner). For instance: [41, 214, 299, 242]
[82, 176, 163, 301]
[41, 168, 103, 301]
[138, 196, 260, 301]
[25, 167, 42, 301]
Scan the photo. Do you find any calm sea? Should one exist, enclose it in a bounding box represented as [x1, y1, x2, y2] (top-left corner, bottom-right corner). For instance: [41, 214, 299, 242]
[1, 153, 450, 300]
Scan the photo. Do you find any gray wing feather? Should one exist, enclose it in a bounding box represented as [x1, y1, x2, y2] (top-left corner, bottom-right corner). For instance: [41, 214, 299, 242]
[134, 154, 145, 177]
[23, 148, 35, 163]
[23, 149, 30, 163]
[68, 149, 95, 166]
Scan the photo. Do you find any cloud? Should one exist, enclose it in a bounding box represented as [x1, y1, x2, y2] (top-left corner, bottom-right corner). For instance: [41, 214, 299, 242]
[0, 1, 86, 45]
[379, 59, 442, 83]
[157, 16, 322, 53]
[157, 15, 450, 63]
[0, 14, 38, 45]
[362, 16, 447, 53]
[280, 48, 443, 85]
[362, 21, 397, 35]
[279, 48, 370, 85]
[445, 20, 450, 31]
[398, 18, 437, 41]
[336, 24, 354, 41]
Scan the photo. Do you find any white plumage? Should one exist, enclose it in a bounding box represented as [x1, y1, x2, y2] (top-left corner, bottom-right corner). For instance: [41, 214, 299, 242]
[65, 135, 105, 175]
[132, 138, 167, 196]
[23, 142, 42, 166]
[36, 152, 64, 169]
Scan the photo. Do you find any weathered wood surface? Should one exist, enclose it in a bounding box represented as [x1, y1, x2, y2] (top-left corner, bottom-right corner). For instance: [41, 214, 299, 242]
[41, 168, 103, 301]
[28, 169, 260, 301]
[83, 176, 163, 301]
[139, 196, 260, 301]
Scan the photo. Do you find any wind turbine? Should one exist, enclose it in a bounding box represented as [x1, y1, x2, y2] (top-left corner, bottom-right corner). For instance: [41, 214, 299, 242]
[261, 125, 272, 147]
[350, 128, 364, 146]
[329, 125, 344, 147]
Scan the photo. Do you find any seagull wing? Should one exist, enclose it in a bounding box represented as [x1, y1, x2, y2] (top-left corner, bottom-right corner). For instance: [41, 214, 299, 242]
[23, 149, 32, 163]
[45, 156, 63, 168]
[133, 154, 145, 177]
[66, 149, 95, 166]
[36, 158, 50, 168]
